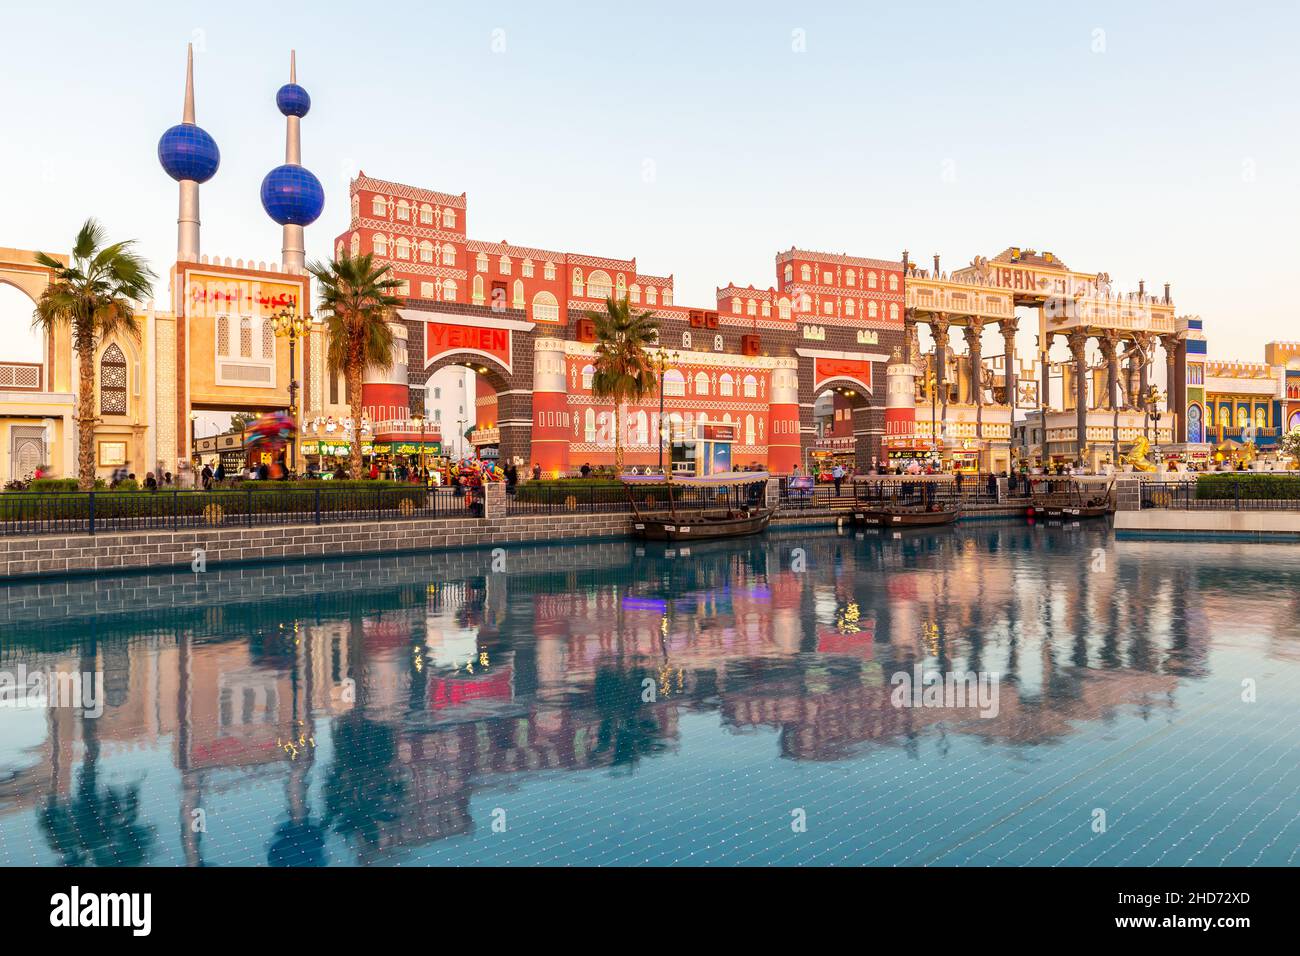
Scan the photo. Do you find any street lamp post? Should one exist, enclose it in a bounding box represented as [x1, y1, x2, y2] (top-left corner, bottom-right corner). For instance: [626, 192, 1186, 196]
[412, 415, 425, 478]
[271, 308, 316, 476]
[651, 348, 680, 474]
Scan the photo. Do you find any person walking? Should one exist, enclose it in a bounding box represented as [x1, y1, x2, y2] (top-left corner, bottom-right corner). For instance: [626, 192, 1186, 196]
[832, 463, 845, 497]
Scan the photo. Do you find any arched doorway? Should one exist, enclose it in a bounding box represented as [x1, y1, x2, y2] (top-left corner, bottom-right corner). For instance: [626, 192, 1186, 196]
[811, 381, 872, 475]
[419, 354, 519, 465]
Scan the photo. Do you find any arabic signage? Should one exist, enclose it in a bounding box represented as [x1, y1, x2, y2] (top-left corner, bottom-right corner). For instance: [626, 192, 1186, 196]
[184, 272, 302, 319]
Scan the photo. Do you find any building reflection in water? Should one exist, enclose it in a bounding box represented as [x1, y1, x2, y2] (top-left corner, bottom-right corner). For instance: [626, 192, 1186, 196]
[1, 524, 1295, 865]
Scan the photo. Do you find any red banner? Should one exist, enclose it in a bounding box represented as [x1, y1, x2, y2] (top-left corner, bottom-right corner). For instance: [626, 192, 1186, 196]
[813, 357, 872, 393]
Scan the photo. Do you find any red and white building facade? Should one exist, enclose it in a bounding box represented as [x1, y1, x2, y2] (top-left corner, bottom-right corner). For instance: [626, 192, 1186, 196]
[334, 173, 908, 475]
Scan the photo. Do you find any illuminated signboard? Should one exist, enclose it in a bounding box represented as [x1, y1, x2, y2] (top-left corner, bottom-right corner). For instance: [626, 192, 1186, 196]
[425, 321, 512, 372]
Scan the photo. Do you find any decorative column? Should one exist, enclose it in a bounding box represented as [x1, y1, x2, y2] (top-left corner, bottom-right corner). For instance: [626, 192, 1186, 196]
[1067, 329, 1089, 464]
[766, 361, 801, 474]
[1100, 329, 1123, 466]
[1040, 329, 1053, 413]
[884, 346, 917, 461]
[531, 338, 570, 477]
[1160, 333, 1179, 444]
[999, 317, 1018, 409]
[1133, 331, 1154, 437]
[964, 317, 984, 433]
[932, 313, 951, 436]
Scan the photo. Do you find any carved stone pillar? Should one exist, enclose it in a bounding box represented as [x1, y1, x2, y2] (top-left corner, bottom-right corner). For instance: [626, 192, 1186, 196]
[1040, 329, 1052, 413]
[1160, 333, 1179, 442]
[1099, 330, 1122, 410]
[999, 317, 1018, 409]
[1067, 329, 1089, 463]
[932, 313, 951, 435]
[1133, 331, 1154, 437]
[903, 310, 919, 366]
[964, 317, 984, 435]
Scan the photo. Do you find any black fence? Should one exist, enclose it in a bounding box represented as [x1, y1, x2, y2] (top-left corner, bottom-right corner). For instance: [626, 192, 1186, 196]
[1140, 479, 1300, 511]
[507, 481, 764, 516]
[0, 485, 484, 537]
[850, 475, 1008, 507]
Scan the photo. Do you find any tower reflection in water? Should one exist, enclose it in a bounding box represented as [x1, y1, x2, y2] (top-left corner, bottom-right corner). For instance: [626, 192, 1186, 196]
[1, 524, 1297, 866]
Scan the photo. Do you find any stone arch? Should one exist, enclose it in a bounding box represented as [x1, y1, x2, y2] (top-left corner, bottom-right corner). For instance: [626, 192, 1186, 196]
[413, 345, 530, 466]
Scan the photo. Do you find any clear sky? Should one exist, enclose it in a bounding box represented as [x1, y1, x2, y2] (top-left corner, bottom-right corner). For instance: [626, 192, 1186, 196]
[1, 0, 1297, 365]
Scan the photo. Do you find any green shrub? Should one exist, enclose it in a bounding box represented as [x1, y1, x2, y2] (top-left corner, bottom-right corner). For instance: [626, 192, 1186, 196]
[1195, 474, 1300, 500]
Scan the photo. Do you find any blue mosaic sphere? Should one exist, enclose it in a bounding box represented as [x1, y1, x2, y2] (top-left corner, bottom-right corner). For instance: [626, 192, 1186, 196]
[276, 83, 311, 118]
[157, 124, 220, 183]
[260, 164, 324, 225]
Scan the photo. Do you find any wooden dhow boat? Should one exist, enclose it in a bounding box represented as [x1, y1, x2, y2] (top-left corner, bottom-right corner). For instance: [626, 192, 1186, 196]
[851, 503, 960, 527]
[623, 471, 773, 541]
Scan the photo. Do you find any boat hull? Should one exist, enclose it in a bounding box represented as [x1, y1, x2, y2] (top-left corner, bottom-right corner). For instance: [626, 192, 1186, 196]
[633, 509, 772, 541]
[851, 507, 959, 528]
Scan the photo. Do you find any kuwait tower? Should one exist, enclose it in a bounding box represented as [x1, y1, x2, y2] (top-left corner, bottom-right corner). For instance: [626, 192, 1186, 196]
[157, 44, 220, 262]
[260, 51, 324, 273]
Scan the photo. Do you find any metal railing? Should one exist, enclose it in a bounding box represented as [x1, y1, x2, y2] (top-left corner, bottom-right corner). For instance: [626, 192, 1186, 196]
[0, 484, 484, 537]
[506, 481, 763, 516]
[1140, 479, 1300, 511]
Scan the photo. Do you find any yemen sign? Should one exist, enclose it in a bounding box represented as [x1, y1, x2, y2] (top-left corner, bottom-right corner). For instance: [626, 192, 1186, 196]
[425, 321, 513, 372]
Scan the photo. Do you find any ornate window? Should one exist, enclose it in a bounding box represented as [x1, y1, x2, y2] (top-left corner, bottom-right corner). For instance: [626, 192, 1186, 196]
[663, 289, 673, 305]
[420, 204, 433, 224]
[646, 286, 658, 305]
[745, 414, 755, 445]
[396, 200, 410, 221]
[801, 265, 811, 281]
[395, 237, 411, 260]
[847, 272, 856, 287]
[500, 255, 512, 275]
[732, 298, 742, 314]
[694, 371, 710, 395]
[587, 270, 613, 299]
[680, 330, 690, 349]
[442, 279, 457, 301]
[779, 298, 791, 320]
[443, 208, 456, 228]
[240, 317, 253, 358]
[522, 258, 534, 278]
[419, 240, 434, 263]
[868, 272, 878, 289]
[743, 374, 758, 398]
[868, 301, 878, 318]
[584, 408, 596, 442]
[846, 299, 855, 316]
[371, 195, 386, 217]
[100, 343, 127, 415]
[784, 264, 793, 283]
[349, 232, 360, 256]
[442, 244, 456, 266]
[889, 275, 898, 291]
[719, 374, 734, 397]
[572, 268, 584, 296]
[629, 284, 641, 303]
[747, 299, 757, 316]
[889, 303, 899, 320]
[532, 291, 559, 322]
[544, 261, 556, 280]
[762, 301, 771, 317]
[512, 279, 524, 310]
[581, 364, 595, 389]
[472, 275, 485, 305]
[476, 253, 488, 272]
[373, 234, 387, 256]
[663, 369, 685, 397]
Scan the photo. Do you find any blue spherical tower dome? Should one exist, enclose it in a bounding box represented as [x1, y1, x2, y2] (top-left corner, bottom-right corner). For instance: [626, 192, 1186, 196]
[276, 82, 311, 117]
[158, 123, 220, 183]
[260, 164, 324, 226]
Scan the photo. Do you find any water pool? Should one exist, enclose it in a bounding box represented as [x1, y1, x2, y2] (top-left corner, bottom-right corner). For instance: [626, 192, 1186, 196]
[1, 523, 1297, 866]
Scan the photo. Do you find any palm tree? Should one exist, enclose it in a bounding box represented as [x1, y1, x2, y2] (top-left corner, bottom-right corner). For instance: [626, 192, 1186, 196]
[308, 254, 403, 479]
[32, 219, 155, 489]
[588, 296, 658, 473]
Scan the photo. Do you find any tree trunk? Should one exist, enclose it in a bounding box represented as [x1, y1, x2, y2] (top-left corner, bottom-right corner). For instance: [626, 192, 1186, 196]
[614, 401, 624, 474]
[77, 341, 96, 490]
[348, 361, 365, 480]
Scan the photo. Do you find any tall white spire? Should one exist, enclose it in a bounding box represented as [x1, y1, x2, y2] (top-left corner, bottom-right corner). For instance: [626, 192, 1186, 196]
[176, 42, 200, 262]
[284, 50, 301, 166]
[182, 43, 196, 124]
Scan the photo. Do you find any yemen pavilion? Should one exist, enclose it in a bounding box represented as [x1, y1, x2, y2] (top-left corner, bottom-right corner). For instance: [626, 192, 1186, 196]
[1, 47, 1298, 484]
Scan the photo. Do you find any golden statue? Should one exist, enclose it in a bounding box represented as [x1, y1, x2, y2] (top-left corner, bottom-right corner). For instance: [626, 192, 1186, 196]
[1121, 436, 1157, 472]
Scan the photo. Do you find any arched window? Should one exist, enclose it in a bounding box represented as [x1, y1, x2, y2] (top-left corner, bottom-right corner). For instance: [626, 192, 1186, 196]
[419, 240, 434, 263]
[373, 234, 387, 256]
[762, 301, 771, 317]
[888, 275, 898, 291]
[335, 240, 343, 259]
[868, 272, 878, 289]
[743, 374, 758, 398]
[420, 203, 433, 224]
[747, 299, 757, 316]
[663, 369, 685, 397]
[395, 237, 410, 260]
[442, 279, 457, 302]
[629, 284, 641, 303]
[868, 301, 878, 318]
[587, 270, 613, 299]
[584, 408, 596, 442]
[694, 371, 710, 395]
[745, 414, 755, 445]
[581, 364, 595, 389]
[1205, 404, 1214, 428]
[396, 200, 410, 221]
[532, 291, 559, 322]
[800, 265, 811, 281]
[512, 279, 524, 310]
[522, 259, 534, 278]
[779, 298, 791, 320]
[475, 253, 488, 272]
[663, 289, 673, 305]
[349, 232, 360, 256]
[646, 286, 658, 305]
[100, 343, 127, 415]
[443, 208, 456, 228]
[572, 268, 584, 296]
[847, 272, 856, 287]
[889, 303, 898, 320]
[544, 261, 556, 280]
[441, 243, 456, 266]
[845, 299, 855, 316]
[371, 196, 386, 217]
[732, 298, 742, 315]
[472, 275, 485, 305]
[784, 264, 793, 283]
[719, 374, 734, 397]
[500, 255, 512, 275]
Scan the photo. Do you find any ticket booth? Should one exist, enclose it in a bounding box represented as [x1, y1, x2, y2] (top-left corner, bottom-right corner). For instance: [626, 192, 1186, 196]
[696, 422, 736, 476]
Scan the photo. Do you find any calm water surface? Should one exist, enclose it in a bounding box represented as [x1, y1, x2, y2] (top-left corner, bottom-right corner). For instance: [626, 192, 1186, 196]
[1, 523, 1297, 866]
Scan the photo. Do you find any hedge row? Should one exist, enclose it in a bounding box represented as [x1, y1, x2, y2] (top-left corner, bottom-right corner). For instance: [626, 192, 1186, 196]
[1194, 474, 1300, 500]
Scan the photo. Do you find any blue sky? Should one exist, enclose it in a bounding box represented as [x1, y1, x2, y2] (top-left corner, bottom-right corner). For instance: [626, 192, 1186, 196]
[1, 0, 1297, 360]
